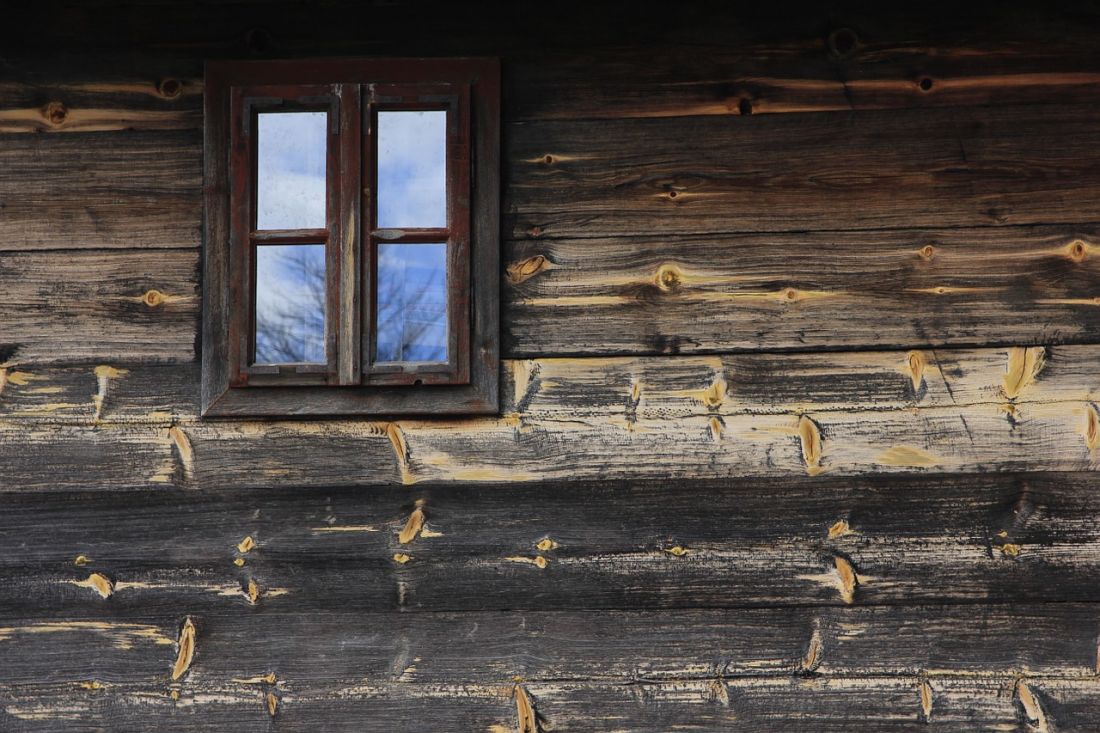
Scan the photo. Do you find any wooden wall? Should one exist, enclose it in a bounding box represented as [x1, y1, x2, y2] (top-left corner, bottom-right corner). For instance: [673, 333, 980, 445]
[2, 1, 1100, 729]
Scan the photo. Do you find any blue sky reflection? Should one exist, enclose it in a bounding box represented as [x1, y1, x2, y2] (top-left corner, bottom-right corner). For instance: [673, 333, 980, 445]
[254, 244, 326, 364]
[376, 243, 448, 362]
[377, 111, 447, 228]
[257, 112, 327, 230]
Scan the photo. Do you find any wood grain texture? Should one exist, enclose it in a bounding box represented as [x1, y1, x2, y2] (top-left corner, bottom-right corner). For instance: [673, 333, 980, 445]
[7, 226, 1100, 360]
[506, 104, 1100, 239]
[505, 226, 1100, 355]
[3, 345, 1098, 488]
[0, 472, 1097, 612]
[4, 2, 1100, 125]
[0, 250, 198, 365]
[5, 676, 1098, 732]
[1, 344, 1094, 422]
[0, 610, 1099, 730]
[0, 131, 200, 251]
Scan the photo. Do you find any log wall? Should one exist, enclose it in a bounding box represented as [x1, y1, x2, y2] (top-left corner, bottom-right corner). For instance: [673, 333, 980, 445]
[2, 2, 1100, 729]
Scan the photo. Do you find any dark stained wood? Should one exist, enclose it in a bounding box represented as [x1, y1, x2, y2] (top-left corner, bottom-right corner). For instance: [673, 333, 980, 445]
[0, 473, 1098, 612]
[506, 104, 1100, 239]
[0, 605, 1097, 730]
[4, 675, 1098, 732]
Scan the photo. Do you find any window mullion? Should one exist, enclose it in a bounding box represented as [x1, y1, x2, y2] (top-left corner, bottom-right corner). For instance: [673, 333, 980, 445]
[361, 85, 377, 378]
[334, 82, 363, 385]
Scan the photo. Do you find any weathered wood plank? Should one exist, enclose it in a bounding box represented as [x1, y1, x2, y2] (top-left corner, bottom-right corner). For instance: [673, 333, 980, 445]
[1, 343, 1096, 422]
[0, 131, 200, 251]
[505, 226, 1100, 355]
[7, 43, 1100, 136]
[2, 473, 1100, 611]
[0, 250, 198, 365]
[0, 605, 1097, 732]
[5, 227, 1098, 362]
[7, 606, 1100, 687]
[507, 104, 1100, 239]
[0, 79, 201, 133]
[1, 345, 1097, 487]
[5, 2, 1100, 125]
[0, 674, 1095, 731]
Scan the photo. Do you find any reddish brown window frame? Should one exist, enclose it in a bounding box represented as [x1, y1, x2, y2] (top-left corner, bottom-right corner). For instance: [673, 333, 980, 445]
[202, 58, 499, 417]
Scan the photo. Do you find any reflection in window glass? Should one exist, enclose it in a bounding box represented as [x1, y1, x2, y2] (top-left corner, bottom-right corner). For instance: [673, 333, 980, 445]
[257, 112, 327, 230]
[376, 243, 447, 362]
[377, 111, 447, 228]
[254, 244, 326, 364]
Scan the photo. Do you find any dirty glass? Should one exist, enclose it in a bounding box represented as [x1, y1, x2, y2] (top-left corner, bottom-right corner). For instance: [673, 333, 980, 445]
[256, 112, 327, 230]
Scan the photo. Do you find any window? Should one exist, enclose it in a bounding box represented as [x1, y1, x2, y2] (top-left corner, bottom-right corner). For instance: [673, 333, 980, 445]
[202, 59, 500, 417]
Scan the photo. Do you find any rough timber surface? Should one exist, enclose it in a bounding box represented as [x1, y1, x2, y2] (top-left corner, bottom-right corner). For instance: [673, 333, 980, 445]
[0, 604, 1099, 730]
[0, 472, 1098, 613]
[4, 2, 1100, 731]
[1, 344, 1099, 489]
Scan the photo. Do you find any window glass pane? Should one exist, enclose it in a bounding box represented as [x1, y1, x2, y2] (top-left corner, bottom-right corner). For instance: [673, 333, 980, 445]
[377, 111, 447, 228]
[256, 112, 327, 230]
[254, 244, 326, 364]
[376, 243, 447, 362]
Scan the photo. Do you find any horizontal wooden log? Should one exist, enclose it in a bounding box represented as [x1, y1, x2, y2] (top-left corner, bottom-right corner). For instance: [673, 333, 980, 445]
[7, 606, 1100, 687]
[5, 2, 1100, 126]
[507, 104, 1100, 239]
[6, 43, 1100, 136]
[6, 228, 1100, 360]
[1, 345, 1098, 488]
[1, 342, 1097, 421]
[0, 131, 200, 251]
[0, 604, 1099, 730]
[505, 226, 1100, 354]
[0, 670, 1097, 731]
[0, 250, 198, 365]
[2, 472, 1100, 612]
[0, 79, 201, 133]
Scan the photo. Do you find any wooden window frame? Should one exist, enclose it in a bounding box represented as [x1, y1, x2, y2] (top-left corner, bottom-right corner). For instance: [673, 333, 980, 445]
[202, 58, 499, 417]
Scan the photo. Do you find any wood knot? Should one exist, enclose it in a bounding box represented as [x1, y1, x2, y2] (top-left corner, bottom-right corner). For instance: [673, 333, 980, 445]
[738, 98, 753, 116]
[542, 154, 554, 165]
[917, 76, 934, 92]
[1086, 403, 1100, 452]
[1067, 239, 1089, 262]
[172, 617, 196, 681]
[506, 255, 551, 285]
[655, 264, 682, 292]
[798, 415, 823, 475]
[919, 244, 936, 260]
[43, 101, 68, 126]
[783, 287, 799, 301]
[666, 545, 689, 557]
[906, 351, 926, 393]
[826, 27, 860, 58]
[527, 225, 543, 238]
[157, 78, 183, 99]
[142, 289, 166, 307]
